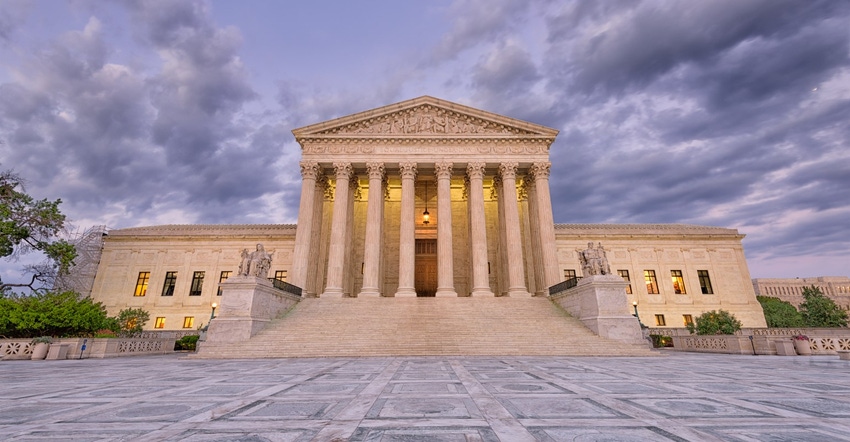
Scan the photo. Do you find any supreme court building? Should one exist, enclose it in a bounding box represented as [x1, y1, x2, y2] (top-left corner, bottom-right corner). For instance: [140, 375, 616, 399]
[86, 97, 768, 330]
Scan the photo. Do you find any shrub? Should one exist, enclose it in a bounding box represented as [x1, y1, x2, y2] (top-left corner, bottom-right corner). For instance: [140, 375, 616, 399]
[686, 310, 743, 335]
[649, 334, 673, 348]
[0, 291, 112, 338]
[757, 296, 804, 328]
[175, 335, 200, 351]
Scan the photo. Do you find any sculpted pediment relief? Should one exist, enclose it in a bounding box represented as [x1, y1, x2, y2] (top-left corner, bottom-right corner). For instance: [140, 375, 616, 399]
[293, 96, 558, 139]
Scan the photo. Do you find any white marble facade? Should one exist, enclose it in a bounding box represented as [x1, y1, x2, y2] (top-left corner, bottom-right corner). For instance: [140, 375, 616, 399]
[87, 96, 767, 329]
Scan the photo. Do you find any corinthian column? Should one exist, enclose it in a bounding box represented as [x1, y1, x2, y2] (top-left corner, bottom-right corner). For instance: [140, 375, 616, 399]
[531, 162, 560, 288]
[359, 162, 385, 297]
[395, 162, 417, 297]
[499, 162, 530, 297]
[467, 162, 494, 297]
[322, 162, 353, 298]
[290, 161, 321, 291]
[435, 161, 457, 297]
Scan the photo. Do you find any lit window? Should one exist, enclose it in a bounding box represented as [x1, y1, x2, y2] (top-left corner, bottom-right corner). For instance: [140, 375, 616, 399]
[618, 270, 632, 294]
[189, 271, 205, 296]
[564, 269, 577, 283]
[644, 270, 659, 294]
[698, 270, 714, 294]
[683, 314, 694, 326]
[183, 317, 195, 329]
[671, 270, 687, 294]
[217, 271, 232, 296]
[134, 272, 150, 297]
[655, 314, 666, 326]
[162, 271, 177, 296]
[274, 270, 287, 282]
[154, 317, 165, 329]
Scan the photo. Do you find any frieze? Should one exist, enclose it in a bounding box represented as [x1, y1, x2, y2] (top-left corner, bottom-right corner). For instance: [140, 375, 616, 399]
[301, 143, 549, 155]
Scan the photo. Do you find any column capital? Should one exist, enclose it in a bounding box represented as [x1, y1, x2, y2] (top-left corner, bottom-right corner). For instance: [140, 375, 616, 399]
[300, 161, 321, 179]
[498, 162, 518, 180]
[530, 162, 552, 180]
[466, 162, 486, 179]
[366, 162, 385, 180]
[333, 162, 353, 180]
[435, 161, 453, 179]
[399, 162, 417, 180]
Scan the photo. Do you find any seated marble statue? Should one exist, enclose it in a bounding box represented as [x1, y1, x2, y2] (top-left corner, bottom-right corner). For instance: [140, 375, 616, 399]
[580, 242, 611, 276]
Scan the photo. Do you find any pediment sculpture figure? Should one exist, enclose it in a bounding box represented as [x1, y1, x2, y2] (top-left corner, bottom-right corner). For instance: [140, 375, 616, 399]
[579, 242, 611, 276]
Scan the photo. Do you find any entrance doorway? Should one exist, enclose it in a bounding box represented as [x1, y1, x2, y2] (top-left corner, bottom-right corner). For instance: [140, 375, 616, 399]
[415, 239, 437, 297]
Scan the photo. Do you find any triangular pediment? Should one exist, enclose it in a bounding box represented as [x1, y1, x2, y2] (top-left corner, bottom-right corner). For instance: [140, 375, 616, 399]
[293, 96, 558, 140]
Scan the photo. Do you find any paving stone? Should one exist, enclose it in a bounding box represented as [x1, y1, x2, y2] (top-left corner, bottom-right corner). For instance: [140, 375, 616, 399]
[2, 352, 850, 441]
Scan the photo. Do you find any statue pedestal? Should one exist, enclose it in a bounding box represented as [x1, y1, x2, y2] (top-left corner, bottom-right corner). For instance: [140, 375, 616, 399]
[203, 276, 300, 343]
[551, 275, 646, 346]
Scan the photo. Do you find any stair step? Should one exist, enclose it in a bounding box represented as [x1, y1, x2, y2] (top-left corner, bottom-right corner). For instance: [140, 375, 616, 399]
[195, 297, 653, 358]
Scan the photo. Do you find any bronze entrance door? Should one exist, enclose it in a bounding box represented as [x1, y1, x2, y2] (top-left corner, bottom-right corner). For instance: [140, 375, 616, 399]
[414, 239, 437, 297]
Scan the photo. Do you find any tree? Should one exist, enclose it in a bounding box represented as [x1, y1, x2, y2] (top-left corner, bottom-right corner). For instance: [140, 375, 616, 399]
[800, 285, 848, 328]
[1, 169, 77, 292]
[757, 296, 805, 328]
[686, 310, 743, 335]
[115, 308, 150, 337]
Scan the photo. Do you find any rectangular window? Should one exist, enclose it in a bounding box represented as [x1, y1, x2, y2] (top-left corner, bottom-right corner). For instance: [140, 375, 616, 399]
[683, 314, 694, 326]
[162, 271, 177, 296]
[189, 271, 205, 296]
[644, 270, 659, 294]
[217, 271, 232, 296]
[182, 317, 195, 329]
[698, 270, 714, 294]
[564, 269, 577, 283]
[671, 270, 687, 294]
[618, 270, 632, 294]
[154, 317, 165, 329]
[655, 314, 666, 326]
[274, 270, 287, 282]
[134, 272, 150, 297]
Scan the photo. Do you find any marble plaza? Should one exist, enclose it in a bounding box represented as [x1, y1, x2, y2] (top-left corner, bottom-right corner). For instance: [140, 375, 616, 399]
[3, 353, 850, 441]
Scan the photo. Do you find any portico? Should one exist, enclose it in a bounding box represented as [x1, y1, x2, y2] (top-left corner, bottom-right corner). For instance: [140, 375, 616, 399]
[288, 96, 562, 298]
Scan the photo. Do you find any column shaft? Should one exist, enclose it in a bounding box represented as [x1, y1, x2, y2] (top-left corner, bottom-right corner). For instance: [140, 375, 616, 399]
[435, 162, 457, 297]
[499, 162, 530, 297]
[531, 162, 561, 288]
[359, 162, 385, 297]
[305, 176, 327, 297]
[395, 163, 417, 297]
[322, 162, 353, 297]
[525, 177, 547, 296]
[467, 162, 493, 296]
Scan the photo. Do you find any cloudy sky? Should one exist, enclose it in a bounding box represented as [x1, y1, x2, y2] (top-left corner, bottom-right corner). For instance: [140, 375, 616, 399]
[1, 0, 848, 282]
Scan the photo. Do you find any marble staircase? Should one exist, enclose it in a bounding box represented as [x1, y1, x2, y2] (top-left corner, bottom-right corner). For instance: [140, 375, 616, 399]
[195, 297, 655, 358]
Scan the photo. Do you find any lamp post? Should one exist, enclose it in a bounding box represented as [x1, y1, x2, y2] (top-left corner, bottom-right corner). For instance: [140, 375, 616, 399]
[632, 301, 640, 321]
[209, 302, 217, 323]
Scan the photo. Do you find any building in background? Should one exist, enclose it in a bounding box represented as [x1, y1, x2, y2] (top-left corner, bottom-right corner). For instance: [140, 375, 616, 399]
[752, 276, 850, 311]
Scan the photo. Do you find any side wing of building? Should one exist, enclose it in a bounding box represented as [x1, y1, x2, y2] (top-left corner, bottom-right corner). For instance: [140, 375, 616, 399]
[555, 223, 767, 328]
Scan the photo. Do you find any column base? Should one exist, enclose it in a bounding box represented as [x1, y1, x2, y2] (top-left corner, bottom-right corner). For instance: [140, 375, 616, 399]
[436, 288, 458, 297]
[321, 287, 345, 298]
[395, 288, 417, 297]
[358, 288, 381, 297]
[507, 287, 532, 298]
[471, 288, 495, 297]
